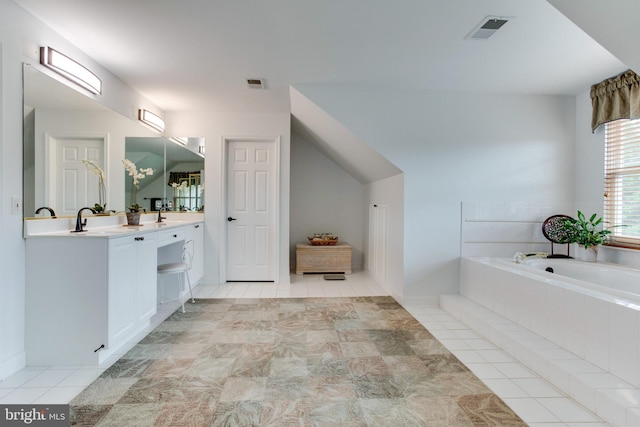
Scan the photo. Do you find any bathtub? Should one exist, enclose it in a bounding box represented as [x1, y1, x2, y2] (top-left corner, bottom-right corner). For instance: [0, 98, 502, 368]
[512, 257, 640, 308]
[459, 256, 640, 388]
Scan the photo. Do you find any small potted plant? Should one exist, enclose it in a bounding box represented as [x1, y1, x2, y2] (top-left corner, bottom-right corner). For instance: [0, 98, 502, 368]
[558, 211, 613, 261]
[122, 159, 154, 225]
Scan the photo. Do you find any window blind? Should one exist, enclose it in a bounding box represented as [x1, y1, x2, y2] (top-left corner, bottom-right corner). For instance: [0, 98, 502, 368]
[604, 118, 640, 246]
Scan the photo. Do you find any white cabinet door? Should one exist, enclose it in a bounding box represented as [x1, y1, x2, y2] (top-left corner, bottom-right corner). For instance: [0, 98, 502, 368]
[188, 223, 204, 284]
[108, 233, 158, 347]
[108, 236, 138, 347]
[135, 233, 158, 322]
[368, 203, 387, 287]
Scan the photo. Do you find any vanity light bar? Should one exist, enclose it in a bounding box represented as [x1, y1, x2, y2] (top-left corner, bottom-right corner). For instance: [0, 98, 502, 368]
[138, 109, 165, 133]
[40, 46, 102, 95]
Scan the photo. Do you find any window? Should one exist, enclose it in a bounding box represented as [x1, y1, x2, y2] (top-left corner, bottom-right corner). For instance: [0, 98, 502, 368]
[604, 118, 640, 246]
[172, 173, 203, 212]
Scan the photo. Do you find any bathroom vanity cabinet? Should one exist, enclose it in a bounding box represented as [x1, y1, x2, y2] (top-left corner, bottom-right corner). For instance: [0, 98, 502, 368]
[25, 219, 203, 366]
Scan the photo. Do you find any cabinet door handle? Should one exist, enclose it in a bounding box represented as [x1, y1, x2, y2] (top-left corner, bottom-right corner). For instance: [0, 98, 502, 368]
[135, 236, 145, 241]
[173, 234, 178, 238]
[194, 224, 200, 228]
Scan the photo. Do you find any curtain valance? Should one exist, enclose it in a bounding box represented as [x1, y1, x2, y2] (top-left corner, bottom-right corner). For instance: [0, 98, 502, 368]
[591, 69, 640, 132]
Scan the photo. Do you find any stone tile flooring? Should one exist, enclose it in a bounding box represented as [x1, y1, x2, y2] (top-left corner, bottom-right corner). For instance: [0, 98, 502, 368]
[69, 296, 526, 426]
[0, 272, 610, 425]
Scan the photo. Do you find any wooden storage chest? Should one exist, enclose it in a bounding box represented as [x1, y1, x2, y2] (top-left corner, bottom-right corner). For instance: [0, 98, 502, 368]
[295, 242, 352, 275]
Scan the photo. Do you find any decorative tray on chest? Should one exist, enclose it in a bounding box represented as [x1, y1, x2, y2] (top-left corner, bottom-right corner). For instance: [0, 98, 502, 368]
[308, 233, 339, 246]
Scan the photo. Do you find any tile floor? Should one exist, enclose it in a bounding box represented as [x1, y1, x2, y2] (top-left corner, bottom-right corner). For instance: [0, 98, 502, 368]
[0, 271, 610, 426]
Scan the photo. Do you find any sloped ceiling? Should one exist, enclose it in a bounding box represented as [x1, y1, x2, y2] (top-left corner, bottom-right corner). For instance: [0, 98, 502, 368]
[290, 87, 401, 184]
[547, 0, 640, 76]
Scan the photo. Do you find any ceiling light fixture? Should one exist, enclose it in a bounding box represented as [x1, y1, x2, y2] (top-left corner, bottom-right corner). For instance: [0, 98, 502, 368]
[40, 46, 102, 95]
[138, 109, 165, 133]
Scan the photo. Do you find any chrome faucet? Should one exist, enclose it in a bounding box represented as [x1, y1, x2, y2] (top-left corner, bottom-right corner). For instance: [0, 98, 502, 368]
[73, 207, 97, 233]
[35, 206, 57, 218]
[157, 206, 167, 223]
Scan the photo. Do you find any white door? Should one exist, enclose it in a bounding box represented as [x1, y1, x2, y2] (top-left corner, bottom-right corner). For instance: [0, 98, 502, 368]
[226, 140, 277, 281]
[49, 136, 105, 216]
[368, 203, 387, 286]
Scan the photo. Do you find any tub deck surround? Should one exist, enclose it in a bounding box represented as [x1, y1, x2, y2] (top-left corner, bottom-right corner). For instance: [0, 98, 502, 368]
[25, 214, 204, 367]
[451, 256, 640, 427]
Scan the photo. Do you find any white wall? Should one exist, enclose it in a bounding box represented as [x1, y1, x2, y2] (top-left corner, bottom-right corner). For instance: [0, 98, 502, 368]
[294, 84, 577, 303]
[0, 33, 26, 382]
[574, 91, 605, 208]
[290, 132, 365, 270]
[166, 111, 291, 284]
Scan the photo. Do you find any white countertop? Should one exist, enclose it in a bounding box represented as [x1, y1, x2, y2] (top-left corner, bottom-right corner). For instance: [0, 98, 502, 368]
[24, 212, 203, 238]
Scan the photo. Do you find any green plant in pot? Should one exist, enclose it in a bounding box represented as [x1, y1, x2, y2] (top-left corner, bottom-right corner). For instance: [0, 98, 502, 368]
[556, 211, 621, 261]
[560, 211, 612, 249]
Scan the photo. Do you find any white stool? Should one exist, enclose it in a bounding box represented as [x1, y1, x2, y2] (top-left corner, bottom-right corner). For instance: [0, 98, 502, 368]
[158, 239, 195, 313]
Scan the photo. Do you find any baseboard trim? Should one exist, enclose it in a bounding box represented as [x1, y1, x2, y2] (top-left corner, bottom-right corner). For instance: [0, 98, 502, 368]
[0, 351, 26, 382]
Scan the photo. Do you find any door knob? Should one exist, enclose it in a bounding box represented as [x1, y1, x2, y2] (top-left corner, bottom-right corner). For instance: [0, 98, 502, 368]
[227, 217, 237, 222]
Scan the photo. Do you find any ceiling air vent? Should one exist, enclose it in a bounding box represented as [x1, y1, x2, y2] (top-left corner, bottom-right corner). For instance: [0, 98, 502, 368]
[465, 16, 512, 40]
[246, 78, 266, 89]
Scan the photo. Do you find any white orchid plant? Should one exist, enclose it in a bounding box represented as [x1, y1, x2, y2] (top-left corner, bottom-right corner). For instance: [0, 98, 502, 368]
[171, 180, 189, 192]
[122, 159, 154, 212]
[82, 159, 107, 213]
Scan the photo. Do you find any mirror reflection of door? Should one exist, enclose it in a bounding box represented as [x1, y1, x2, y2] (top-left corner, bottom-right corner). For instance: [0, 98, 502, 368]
[48, 134, 106, 216]
[226, 139, 276, 282]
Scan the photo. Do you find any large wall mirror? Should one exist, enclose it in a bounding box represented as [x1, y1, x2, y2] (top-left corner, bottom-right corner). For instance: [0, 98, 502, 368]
[23, 64, 204, 218]
[125, 137, 204, 213]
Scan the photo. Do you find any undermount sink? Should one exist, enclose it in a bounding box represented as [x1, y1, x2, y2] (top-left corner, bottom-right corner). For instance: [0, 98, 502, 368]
[73, 228, 131, 236]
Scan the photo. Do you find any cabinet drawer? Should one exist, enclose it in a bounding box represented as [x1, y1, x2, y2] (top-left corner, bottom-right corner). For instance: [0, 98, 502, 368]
[157, 228, 186, 247]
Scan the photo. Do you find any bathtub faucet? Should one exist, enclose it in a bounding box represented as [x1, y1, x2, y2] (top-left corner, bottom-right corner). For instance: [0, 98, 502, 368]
[513, 252, 549, 264]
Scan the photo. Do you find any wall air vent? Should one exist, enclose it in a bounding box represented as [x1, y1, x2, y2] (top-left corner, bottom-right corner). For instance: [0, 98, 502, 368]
[246, 78, 266, 89]
[465, 16, 512, 40]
